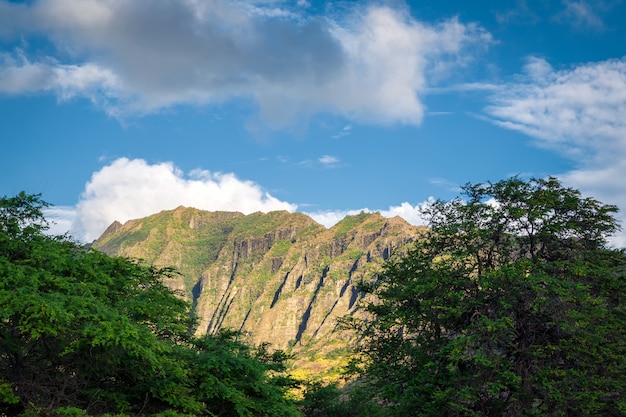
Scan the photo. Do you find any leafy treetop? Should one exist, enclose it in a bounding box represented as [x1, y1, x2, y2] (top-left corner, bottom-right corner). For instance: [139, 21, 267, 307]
[0, 193, 300, 417]
[352, 177, 626, 417]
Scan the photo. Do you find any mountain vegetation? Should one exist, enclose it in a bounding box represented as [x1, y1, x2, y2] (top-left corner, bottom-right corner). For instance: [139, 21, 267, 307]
[91, 207, 423, 379]
[2, 176, 625, 416]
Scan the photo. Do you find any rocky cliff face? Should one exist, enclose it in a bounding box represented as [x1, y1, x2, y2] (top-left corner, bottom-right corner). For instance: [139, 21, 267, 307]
[92, 207, 424, 376]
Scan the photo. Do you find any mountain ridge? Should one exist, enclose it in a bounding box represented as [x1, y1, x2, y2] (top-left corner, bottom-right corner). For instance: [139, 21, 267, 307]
[92, 207, 425, 377]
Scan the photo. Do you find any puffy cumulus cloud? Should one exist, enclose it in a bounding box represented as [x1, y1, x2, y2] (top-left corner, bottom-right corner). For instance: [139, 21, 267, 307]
[486, 56, 626, 247]
[0, 0, 490, 125]
[253, 6, 491, 125]
[306, 200, 432, 228]
[71, 157, 434, 241]
[379, 200, 433, 226]
[74, 158, 297, 242]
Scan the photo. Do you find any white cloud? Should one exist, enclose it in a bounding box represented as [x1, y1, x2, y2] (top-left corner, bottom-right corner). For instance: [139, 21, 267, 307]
[306, 200, 431, 229]
[318, 155, 339, 166]
[556, 0, 604, 30]
[495, 0, 608, 29]
[487, 56, 626, 157]
[43, 206, 77, 237]
[312, 8, 489, 125]
[380, 201, 432, 226]
[485, 56, 626, 246]
[0, 51, 121, 105]
[522, 56, 553, 79]
[308, 209, 362, 229]
[64, 157, 433, 241]
[429, 177, 462, 192]
[495, 0, 540, 25]
[331, 124, 352, 139]
[52, 156, 434, 242]
[0, 0, 491, 125]
[74, 158, 297, 242]
[560, 163, 626, 247]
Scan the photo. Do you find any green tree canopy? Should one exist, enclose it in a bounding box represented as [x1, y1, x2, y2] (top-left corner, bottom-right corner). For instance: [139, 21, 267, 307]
[0, 193, 299, 417]
[354, 177, 626, 416]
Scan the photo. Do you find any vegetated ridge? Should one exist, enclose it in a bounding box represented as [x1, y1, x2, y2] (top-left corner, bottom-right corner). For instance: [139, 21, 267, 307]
[92, 207, 424, 377]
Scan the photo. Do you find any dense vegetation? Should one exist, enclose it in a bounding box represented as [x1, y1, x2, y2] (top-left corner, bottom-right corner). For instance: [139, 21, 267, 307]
[0, 193, 299, 417]
[343, 177, 626, 416]
[2, 176, 625, 417]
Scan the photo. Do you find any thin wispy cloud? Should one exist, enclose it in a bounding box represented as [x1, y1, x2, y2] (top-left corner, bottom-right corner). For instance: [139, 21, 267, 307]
[555, 0, 605, 30]
[0, 52, 120, 97]
[428, 82, 500, 94]
[318, 155, 340, 166]
[426, 111, 454, 116]
[485, 55, 626, 245]
[495, 0, 541, 25]
[331, 124, 352, 139]
[0, 0, 491, 126]
[43, 206, 77, 237]
[486, 56, 626, 158]
[495, 0, 610, 29]
[429, 177, 462, 192]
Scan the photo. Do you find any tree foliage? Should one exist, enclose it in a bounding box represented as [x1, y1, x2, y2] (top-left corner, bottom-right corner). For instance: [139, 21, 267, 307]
[354, 177, 626, 416]
[0, 192, 299, 417]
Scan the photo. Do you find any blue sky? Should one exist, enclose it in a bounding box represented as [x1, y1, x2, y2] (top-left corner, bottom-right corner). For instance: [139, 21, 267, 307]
[1, 0, 626, 245]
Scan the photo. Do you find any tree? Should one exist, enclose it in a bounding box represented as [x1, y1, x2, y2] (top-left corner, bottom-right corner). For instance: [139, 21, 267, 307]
[184, 331, 300, 417]
[0, 193, 300, 417]
[353, 177, 626, 416]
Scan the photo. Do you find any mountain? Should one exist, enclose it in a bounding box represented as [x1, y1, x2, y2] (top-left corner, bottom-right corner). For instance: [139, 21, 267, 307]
[92, 207, 424, 378]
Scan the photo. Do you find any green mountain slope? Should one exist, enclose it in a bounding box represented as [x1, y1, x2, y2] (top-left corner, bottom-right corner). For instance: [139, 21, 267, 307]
[92, 207, 424, 378]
